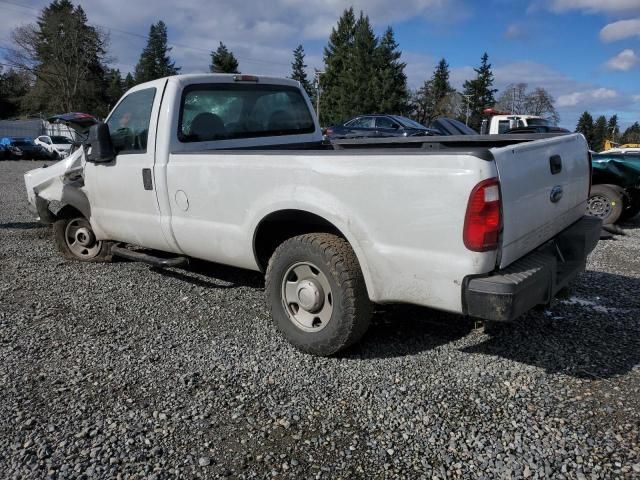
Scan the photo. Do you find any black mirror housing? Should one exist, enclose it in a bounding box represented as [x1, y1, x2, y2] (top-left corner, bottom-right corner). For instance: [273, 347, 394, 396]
[87, 123, 115, 163]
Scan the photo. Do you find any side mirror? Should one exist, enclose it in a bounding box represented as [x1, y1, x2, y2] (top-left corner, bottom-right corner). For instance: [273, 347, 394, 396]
[86, 123, 115, 163]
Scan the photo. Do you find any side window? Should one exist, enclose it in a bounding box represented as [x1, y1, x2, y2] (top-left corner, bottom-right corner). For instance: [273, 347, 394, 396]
[498, 120, 511, 134]
[376, 117, 399, 129]
[350, 117, 374, 128]
[107, 88, 156, 154]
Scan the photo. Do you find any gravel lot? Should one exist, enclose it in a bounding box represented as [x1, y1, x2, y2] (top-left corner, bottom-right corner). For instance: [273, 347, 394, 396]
[1, 160, 639, 479]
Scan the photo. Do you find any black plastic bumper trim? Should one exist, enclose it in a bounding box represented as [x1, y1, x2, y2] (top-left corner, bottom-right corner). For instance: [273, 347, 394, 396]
[463, 216, 602, 322]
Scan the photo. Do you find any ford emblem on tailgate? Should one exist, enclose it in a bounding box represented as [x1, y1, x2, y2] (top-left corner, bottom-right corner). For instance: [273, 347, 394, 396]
[550, 185, 563, 203]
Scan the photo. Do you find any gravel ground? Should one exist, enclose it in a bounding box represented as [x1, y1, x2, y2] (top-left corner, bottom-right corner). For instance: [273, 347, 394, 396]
[1, 160, 639, 479]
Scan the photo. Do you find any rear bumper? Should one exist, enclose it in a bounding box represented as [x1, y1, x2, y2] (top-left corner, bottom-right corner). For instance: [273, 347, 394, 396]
[462, 216, 602, 322]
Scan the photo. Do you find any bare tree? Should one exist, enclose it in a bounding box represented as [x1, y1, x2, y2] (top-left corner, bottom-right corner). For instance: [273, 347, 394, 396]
[524, 87, 560, 125]
[496, 83, 528, 114]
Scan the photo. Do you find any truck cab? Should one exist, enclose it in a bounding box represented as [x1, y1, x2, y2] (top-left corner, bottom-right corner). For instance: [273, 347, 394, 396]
[480, 109, 553, 135]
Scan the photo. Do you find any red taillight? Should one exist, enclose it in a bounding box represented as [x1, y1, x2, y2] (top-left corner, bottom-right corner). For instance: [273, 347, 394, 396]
[463, 178, 502, 252]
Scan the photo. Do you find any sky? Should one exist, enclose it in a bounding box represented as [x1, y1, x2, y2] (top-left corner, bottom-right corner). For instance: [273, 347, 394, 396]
[1, 0, 639, 129]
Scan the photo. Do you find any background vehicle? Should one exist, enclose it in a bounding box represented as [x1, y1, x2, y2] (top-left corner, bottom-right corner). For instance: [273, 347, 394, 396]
[1, 137, 55, 160]
[325, 114, 439, 139]
[601, 139, 640, 154]
[34, 135, 74, 159]
[25, 74, 599, 356]
[588, 151, 640, 224]
[480, 109, 558, 135]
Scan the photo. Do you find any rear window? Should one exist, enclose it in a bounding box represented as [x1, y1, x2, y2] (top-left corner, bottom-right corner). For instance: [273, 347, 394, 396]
[178, 84, 315, 142]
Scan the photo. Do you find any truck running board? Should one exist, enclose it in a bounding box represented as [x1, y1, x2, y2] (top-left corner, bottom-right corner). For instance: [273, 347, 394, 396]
[111, 245, 189, 268]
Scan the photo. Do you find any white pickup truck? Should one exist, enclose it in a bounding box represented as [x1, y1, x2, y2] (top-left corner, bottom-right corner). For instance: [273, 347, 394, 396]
[25, 74, 601, 355]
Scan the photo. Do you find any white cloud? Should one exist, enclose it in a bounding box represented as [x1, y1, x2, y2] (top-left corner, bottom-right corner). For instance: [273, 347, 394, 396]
[605, 49, 638, 71]
[557, 88, 619, 107]
[600, 18, 640, 42]
[547, 0, 640, 14]
[633, 94, 640, 102]
[504, 24, 526, 40]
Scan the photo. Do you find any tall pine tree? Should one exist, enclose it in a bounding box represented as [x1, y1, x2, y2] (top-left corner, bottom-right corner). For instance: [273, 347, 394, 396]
[461, 53, 497, 131]
[621, 122, 640, 144]
[373, 27, 408, 115]
[320, 9, 408, 125]
[290, 44, 313, 100]
[134, 21, 180, 84]
[210, 42, 239, 73]
[321, 8, 357, 125]
[575, 111, 594, 148]
[10, 0, 108, 114]
[592, 115, 608, 152]
[105, 68, 124, 110]
[412, 58, 454, 125]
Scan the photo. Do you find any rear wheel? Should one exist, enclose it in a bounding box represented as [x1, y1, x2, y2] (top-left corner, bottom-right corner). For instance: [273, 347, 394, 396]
[265, 233, 372, 356]
[620, 191, 640, 222]
[587, 184, 623, 225]
[53, 216, 112, 262]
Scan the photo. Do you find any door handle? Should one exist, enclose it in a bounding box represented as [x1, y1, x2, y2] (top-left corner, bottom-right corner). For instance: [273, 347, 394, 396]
[142, 168, 153, 190]
[549, 155, 562, 175]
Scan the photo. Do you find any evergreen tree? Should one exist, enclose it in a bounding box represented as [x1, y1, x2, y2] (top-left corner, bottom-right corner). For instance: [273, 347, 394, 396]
[347, 13, 378, 117]
[10, 0, 108, 114]
[592, 115, 608, 152]
[607, 114, 620, 142]
[575, 111, 594, 147]
[210, 42, 239, 73]
[373, 27, 408, 115]
[124, 73, 136, 91]
[321, 8, 408, 125]
[290, 44, 313, 100]
[321, 8, 356, 125]
[460, 53, 497, 131]
[105, 68, 124, 110]
[0, 66, 30, 119]
[134, 21, 180, 84]
[621, 122, 640, 144]
[412, 58, 454, 125]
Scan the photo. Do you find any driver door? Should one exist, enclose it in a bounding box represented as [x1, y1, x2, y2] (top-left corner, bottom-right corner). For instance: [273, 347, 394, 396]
[84, 79, 173, 251]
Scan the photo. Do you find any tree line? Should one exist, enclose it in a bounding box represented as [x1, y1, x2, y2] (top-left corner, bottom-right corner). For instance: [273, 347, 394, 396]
[575, 112, 640, 151]
[1, 0, 636, 144]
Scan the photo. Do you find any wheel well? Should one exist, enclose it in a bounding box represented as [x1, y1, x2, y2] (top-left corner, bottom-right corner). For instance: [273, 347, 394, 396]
[253, 210, 344, 272]
[54, 204, 84, 220]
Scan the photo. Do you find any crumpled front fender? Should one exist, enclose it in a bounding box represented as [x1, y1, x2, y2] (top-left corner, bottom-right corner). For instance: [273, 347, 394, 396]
[24, 148, 90, 223]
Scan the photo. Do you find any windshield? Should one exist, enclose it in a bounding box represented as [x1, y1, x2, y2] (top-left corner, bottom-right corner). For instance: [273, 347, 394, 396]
[393, 116, 427, 130]
[50, 136, 72, 144]
[525, 118, 551, 127]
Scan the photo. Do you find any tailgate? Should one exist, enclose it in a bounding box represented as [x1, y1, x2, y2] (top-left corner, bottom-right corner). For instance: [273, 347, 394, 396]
[492, 134, 590, 268]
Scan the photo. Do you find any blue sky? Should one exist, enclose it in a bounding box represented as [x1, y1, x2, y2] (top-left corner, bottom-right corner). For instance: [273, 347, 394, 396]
[1, 0, 639, 129]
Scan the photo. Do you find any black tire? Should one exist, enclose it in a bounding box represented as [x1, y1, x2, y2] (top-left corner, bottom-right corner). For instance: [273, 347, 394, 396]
[620, 191, 640, 222]
[53, 215, 112, 262]
[265, 233, 372, 356]
[587, 184, 623, 225]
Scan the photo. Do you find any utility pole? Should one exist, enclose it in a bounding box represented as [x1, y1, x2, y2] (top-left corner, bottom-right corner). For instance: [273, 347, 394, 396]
[314, 70, 325, 126]
[462, 94, 472, 126]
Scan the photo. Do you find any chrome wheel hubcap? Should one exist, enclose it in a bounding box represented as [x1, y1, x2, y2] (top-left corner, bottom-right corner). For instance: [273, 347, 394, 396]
[65, 218, 101, 259]
[282, 262, 333, 332]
